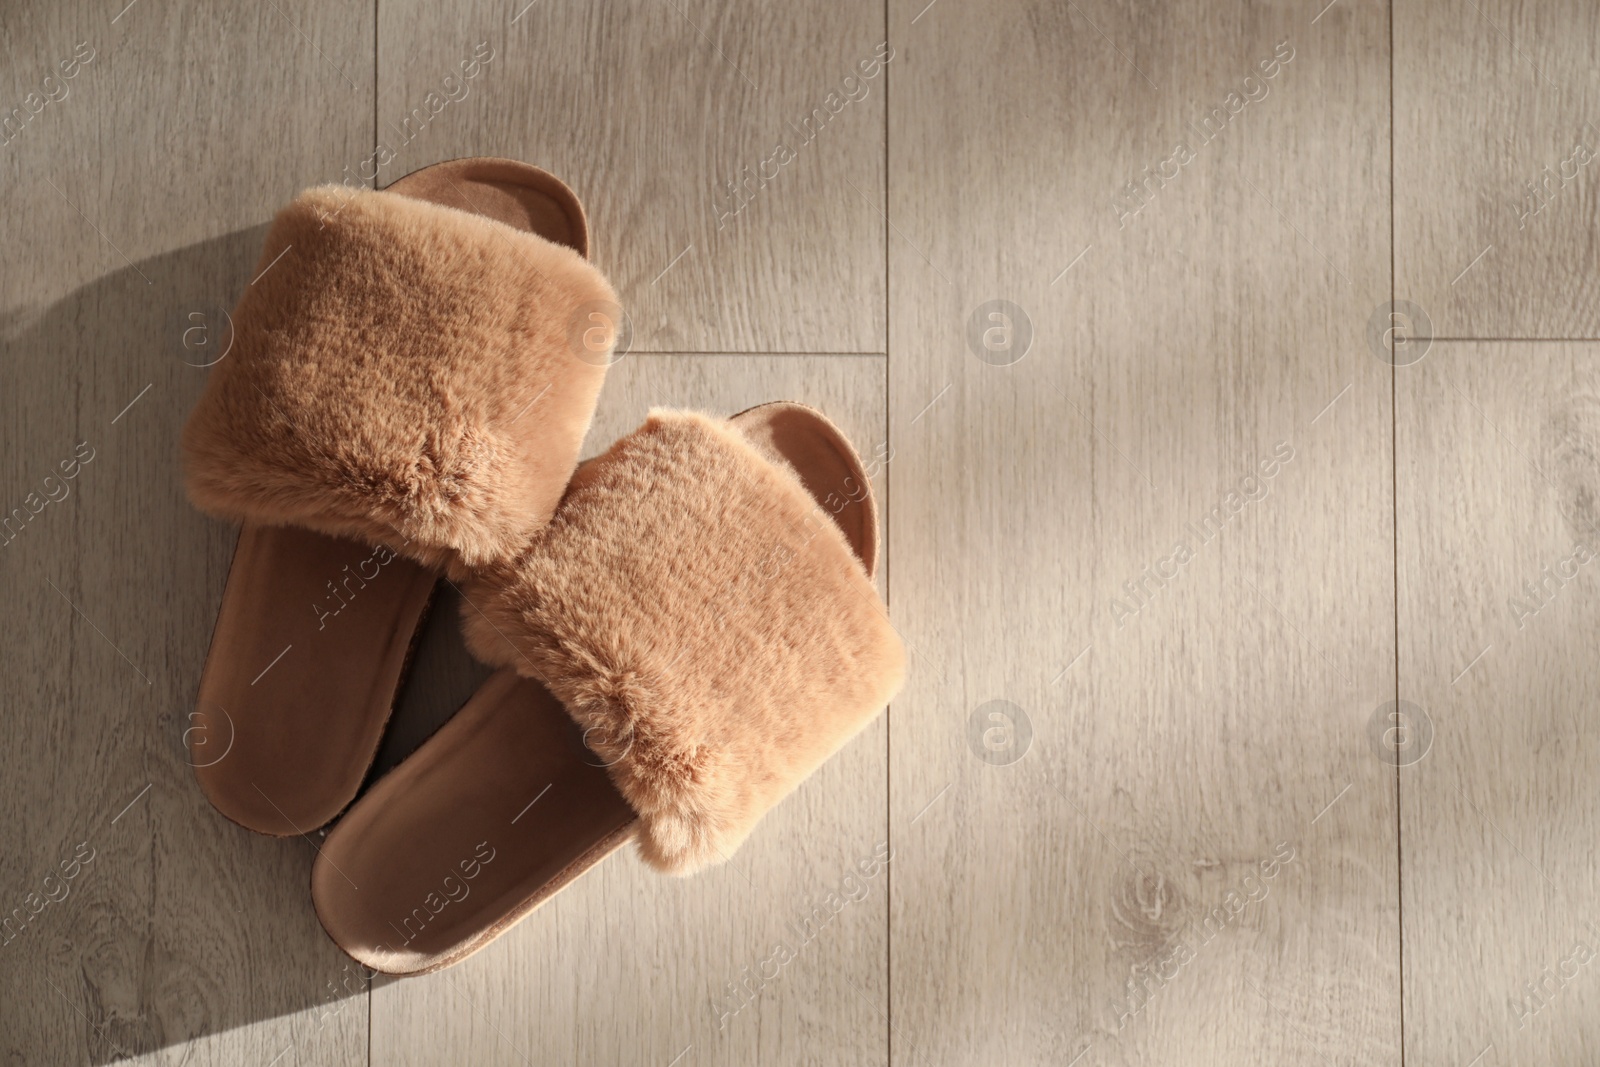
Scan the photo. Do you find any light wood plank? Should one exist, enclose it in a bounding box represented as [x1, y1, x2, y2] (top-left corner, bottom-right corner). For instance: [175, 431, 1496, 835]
[370, 354, 890, 1067]
[887, 1, 1398, 1063]
[0, 1, 374, 1063]
[1396, 0, 1600, 338]
[376, 0, 886, 354]
[21, 1, 1600, 1061]
[1398, 342, 1600, 1066]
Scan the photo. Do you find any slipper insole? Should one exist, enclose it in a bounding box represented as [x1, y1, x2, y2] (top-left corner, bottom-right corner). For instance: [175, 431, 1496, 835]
[386, 156, 588, 257]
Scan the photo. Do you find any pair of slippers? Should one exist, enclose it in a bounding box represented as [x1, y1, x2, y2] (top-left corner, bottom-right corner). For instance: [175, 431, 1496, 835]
[181, 158, 905, 976]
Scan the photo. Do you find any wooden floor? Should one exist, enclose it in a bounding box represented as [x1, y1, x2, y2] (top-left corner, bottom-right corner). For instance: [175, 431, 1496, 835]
[2, 0, 1597, 1063]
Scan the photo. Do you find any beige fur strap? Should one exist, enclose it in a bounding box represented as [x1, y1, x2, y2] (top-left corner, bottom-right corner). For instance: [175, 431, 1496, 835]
[460, 410, 906, 875]
[181, 185, 618, 572]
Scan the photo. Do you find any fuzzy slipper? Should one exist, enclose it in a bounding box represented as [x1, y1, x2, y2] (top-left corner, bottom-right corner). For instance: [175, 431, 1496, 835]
[182, 158, 620, 836]
[310, 402, 905, 975]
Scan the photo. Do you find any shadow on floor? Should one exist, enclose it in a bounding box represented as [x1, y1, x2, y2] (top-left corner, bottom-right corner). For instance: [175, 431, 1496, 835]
[0, 227, 489, 1064]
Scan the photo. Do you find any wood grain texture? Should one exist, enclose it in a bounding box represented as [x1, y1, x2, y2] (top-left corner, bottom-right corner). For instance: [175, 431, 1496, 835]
[10, 0, 1600, 1062]
[367, 354, 889, 1067]
[0, 1, 374, 1064]
[374, 0, 887, 355]
[886, 1, 1399, 1063]
[1397, 343, 1600, 1067]
[1395, 0, 1600, 338]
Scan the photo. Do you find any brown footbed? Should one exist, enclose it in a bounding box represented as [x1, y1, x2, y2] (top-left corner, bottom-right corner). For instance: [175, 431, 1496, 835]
[385, 156, 588, 258]
[311, 403, 880, 976]
[191, 159, 590, 836]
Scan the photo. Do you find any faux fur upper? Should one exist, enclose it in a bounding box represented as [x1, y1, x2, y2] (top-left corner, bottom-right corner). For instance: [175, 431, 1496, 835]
[181, 185, 617, 572]
[460, 411, 906, 875]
